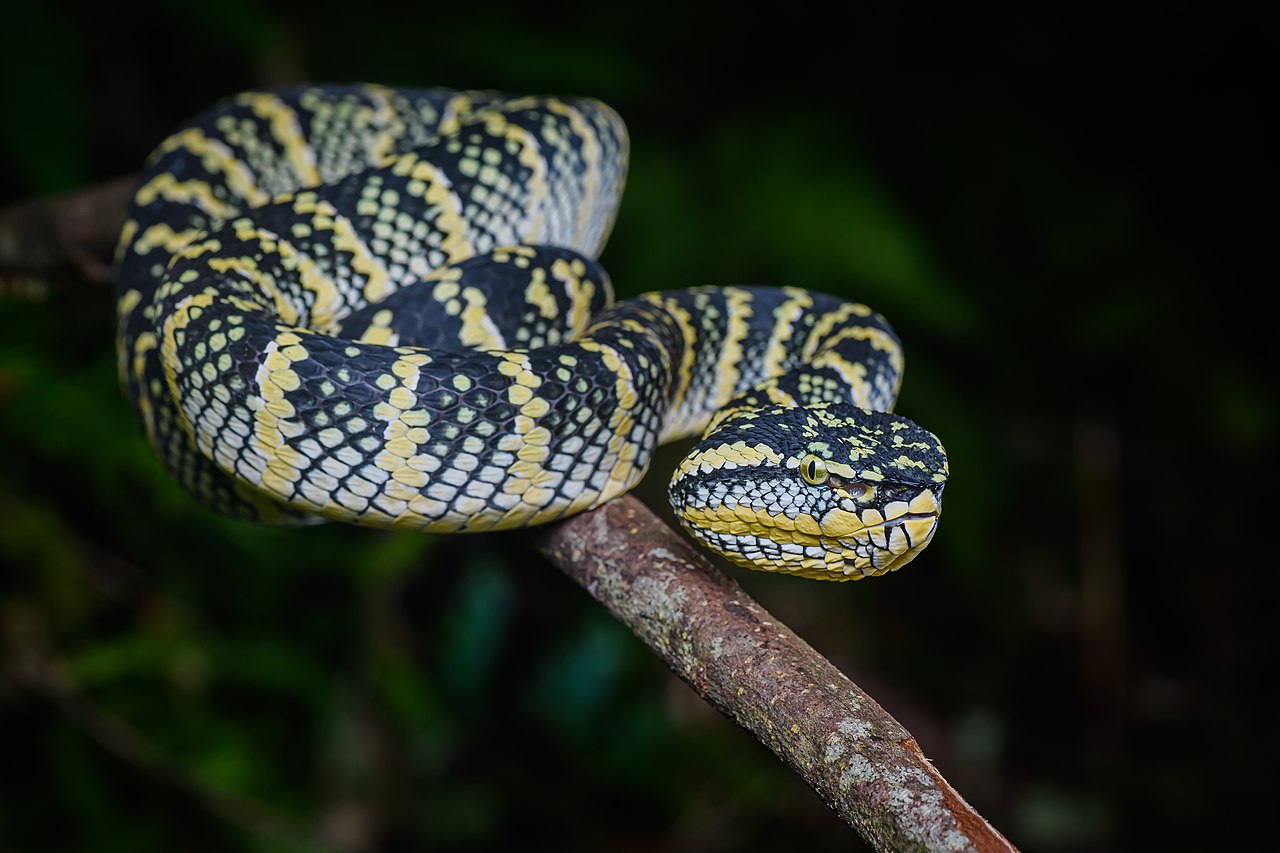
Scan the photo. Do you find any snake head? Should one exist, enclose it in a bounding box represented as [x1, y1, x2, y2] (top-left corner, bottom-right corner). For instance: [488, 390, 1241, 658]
[667, 403, 948, 580]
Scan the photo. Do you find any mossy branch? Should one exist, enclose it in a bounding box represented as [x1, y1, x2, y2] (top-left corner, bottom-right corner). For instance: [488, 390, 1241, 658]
[0, 180, 1017, 852]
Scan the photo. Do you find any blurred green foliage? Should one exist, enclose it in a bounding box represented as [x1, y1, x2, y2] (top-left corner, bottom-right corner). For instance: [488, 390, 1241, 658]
[1, 3, 1273, 851]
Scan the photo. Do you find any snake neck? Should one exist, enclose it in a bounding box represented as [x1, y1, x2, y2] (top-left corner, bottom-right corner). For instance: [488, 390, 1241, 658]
[630, 287, 905, 445]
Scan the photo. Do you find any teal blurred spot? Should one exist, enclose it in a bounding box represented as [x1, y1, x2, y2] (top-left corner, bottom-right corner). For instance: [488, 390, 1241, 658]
[437, 555, 514, 698]
[527, 614, 630, 738]
[1015, 785, 1111, 850]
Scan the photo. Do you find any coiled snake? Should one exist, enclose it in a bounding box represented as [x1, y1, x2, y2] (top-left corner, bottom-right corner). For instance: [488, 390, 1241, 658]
[114, 85, 948, 580]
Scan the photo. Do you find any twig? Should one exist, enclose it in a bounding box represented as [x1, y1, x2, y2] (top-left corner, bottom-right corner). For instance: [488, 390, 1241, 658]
[530, 494, 1015, 852]
[0, 174, 136, 287]
[0, 178, 1018, 852]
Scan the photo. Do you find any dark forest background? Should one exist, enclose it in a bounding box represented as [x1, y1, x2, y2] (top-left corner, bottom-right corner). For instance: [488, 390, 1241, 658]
[0, 3, 1273, 851]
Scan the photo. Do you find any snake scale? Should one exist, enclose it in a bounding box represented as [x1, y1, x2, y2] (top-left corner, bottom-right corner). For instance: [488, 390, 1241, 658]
[114, 84, 948, 581]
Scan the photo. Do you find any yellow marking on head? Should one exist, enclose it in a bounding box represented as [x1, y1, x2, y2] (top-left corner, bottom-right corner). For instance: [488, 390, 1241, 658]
[815, 506, 867, 538]
[909, 489, 940, 514]
[676, 503, 917, 581]
[905, 516, 939, 546]
[681, 505, 824, 548]
[675, 441, 784, 482]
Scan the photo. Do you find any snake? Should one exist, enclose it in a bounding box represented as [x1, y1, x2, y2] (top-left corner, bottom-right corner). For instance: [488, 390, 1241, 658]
[114, 84, 949, 581]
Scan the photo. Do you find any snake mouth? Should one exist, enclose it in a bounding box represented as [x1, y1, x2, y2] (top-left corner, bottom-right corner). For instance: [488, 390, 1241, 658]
[809, 505, 940, 579]
[857, 511, 941, 576]
[672, 502, 941, 581]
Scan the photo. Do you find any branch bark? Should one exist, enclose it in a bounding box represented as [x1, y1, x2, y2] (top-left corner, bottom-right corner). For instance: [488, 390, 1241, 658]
[1, 179, 1017, 852]
[530, 494, 1015, 852]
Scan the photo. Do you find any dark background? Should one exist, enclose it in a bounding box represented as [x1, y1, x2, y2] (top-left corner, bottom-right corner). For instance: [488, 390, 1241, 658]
[1, 3, 1273, 851]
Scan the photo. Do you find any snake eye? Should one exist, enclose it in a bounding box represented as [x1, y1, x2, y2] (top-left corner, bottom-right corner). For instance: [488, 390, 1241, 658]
[799, 454, 829, 485]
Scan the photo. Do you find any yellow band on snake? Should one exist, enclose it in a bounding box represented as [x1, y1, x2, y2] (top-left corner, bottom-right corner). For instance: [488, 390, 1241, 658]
[115, 84, 948, 580]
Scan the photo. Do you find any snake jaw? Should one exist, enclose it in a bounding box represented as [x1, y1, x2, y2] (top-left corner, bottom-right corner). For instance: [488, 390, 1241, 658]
[826, 488, 944, 579]
[671, 489, 943, 581]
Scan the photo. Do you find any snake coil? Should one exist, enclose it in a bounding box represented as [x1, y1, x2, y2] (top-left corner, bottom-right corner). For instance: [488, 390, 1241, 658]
[115, 85, 948, 580]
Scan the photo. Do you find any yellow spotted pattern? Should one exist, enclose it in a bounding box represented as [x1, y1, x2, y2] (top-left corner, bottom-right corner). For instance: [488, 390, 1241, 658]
[115, 84, 947, 581]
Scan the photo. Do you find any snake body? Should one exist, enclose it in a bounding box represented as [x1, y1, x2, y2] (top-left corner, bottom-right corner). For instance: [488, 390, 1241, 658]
[115, 85, 948, 580]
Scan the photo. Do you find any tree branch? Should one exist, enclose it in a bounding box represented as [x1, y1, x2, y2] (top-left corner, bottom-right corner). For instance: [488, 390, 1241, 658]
[0, 175, 136, 288]
[530, 494, 1015, 852]
[0, 179, 1017, 852]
